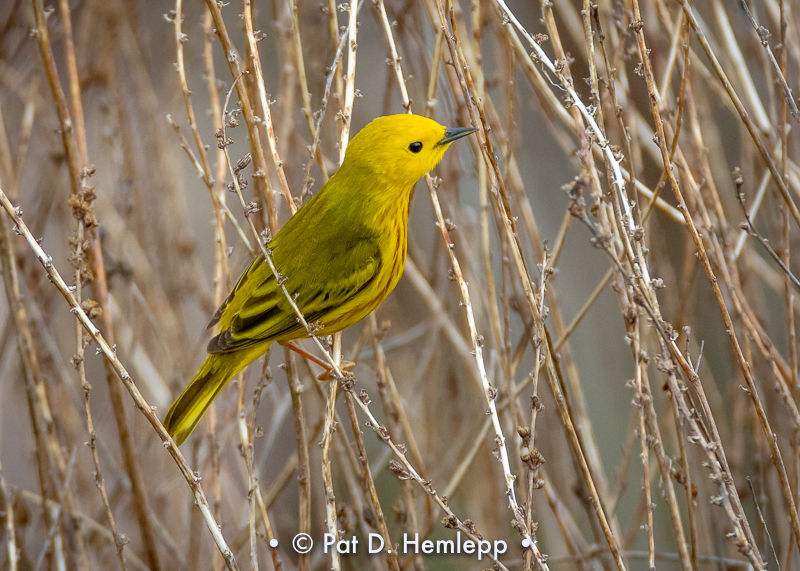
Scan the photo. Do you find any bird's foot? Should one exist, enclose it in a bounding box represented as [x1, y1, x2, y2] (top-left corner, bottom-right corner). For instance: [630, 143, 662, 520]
[317, 360, 355, 382]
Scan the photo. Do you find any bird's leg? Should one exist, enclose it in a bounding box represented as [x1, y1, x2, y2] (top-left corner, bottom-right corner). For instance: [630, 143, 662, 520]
[282, 341, 328, 368]
[281, 341, 355, 381]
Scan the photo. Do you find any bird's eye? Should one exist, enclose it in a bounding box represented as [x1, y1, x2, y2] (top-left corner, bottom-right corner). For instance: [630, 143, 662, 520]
[408, 142, 423, 153]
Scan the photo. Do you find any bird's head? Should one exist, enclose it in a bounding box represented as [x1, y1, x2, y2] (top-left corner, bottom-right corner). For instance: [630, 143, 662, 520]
[341, 114, 477, 190]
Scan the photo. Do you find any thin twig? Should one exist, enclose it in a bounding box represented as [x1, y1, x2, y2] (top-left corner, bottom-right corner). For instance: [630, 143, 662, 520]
[737, 0, 799, 121]
[733, 168, 800, 292]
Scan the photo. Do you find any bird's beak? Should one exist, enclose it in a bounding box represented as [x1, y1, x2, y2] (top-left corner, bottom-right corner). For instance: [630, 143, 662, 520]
[436, 126, 478, 146]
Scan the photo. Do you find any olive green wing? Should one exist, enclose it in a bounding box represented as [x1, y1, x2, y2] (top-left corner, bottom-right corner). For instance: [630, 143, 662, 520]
[207, 239, 381, 354]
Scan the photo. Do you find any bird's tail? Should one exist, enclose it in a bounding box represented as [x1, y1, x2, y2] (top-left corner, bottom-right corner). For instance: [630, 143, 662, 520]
[164, 343, 269, 445]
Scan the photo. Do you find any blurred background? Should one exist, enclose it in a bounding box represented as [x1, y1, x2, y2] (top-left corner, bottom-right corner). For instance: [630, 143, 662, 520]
[0, 0, 799, 569]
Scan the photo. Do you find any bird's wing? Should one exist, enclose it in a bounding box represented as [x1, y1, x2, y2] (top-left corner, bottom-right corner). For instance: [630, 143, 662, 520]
[206, 252, 266, 331]
[207, 239, 381, 354]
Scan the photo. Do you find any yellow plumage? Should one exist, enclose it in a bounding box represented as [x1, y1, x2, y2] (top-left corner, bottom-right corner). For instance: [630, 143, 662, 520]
[164, 114, 476, 445]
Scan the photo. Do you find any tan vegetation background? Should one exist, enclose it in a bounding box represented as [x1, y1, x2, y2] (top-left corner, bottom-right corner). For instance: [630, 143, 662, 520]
[0, 0, 799, 569]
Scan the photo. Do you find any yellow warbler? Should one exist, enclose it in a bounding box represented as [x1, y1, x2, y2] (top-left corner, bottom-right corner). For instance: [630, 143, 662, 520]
[164, 114, 477, 445]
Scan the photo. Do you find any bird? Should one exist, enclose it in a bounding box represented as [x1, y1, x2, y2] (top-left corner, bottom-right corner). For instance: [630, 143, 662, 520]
[164, 114, 477, 445]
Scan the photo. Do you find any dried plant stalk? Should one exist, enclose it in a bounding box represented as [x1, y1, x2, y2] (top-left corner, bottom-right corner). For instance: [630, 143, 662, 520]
[4, 0, 800, 569]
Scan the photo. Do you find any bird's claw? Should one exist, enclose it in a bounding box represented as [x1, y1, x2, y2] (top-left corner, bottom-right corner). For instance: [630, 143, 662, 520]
[317, 360, 355, 381]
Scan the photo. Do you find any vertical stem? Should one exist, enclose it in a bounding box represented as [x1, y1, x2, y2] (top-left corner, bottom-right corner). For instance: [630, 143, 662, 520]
[286, 350, 311, 571]
[321, 377, 341, 571]
[632, 324, 654, 569]
[338, 0, 359, 163]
